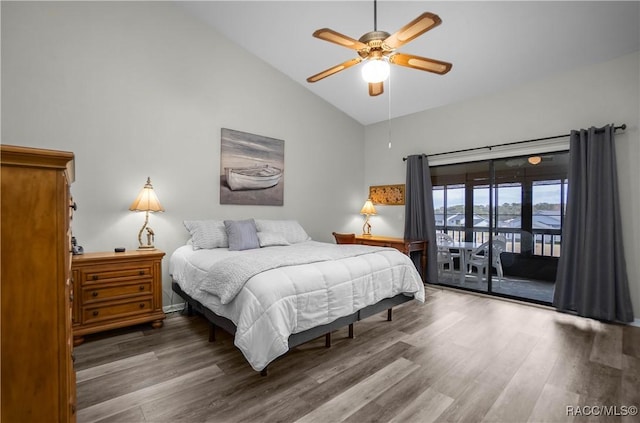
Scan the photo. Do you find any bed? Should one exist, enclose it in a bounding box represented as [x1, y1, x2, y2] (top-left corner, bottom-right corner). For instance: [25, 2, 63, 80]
[169, 218, 425, 375]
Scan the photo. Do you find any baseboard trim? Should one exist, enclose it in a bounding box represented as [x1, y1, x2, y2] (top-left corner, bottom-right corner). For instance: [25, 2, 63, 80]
[629, 318, 640, 328]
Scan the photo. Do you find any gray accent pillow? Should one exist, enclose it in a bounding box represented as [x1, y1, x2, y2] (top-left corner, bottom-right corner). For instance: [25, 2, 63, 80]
[224, 219, 260, 251]
[184, 220, 228, 249]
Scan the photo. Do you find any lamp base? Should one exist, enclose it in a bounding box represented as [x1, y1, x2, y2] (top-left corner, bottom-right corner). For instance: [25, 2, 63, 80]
[362, 219, 372, 237]
[136, 212, 157, 251]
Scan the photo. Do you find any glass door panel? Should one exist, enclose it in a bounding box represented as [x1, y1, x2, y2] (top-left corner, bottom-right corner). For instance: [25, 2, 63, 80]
[431, 151, 569, 305]
[532, 180, 564, 257]
[431, 160, 490, 293]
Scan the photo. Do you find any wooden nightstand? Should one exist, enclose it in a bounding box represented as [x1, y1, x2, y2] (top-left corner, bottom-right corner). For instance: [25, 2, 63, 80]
[355, 235, 427, 281]
[71, 250, 166, 345]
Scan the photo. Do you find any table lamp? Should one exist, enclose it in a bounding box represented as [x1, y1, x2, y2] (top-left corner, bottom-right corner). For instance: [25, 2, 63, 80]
[129, 177, 164, 249]
[360, 198, 377, 236]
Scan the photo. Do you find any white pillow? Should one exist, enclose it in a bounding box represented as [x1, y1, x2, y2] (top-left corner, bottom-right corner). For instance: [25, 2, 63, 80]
[257, 231, 291, 247]
[254, 219, 311, 244]
[183, 220, 228, 249]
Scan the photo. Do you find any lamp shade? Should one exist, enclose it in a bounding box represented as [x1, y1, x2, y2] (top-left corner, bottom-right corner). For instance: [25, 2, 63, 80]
[360, 199, 377, 215]
[129, 177, 164, 212]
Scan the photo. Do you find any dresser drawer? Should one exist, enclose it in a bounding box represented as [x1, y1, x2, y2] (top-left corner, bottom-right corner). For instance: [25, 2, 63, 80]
[358, 239, 397, 249]
[82, 281, 152, 304]
[367, 240, 389, 247]
[83, 299, 153, 324]
[82, 266, 152, 284]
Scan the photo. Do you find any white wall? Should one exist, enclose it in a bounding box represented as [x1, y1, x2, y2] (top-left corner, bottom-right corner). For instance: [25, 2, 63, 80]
[4, 2, 639, 319]
[364, 52, 640, 320]
[1, 2, 365, 307]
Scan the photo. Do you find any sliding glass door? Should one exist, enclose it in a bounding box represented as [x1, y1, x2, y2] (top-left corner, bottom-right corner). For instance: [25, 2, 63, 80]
[431, 151, 569, 305]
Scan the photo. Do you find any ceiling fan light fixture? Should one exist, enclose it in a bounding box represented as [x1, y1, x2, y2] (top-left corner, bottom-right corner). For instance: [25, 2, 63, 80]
[361, 59, 390, 83]
[307, 2, 451, 96]
[528, 156, 542, 165]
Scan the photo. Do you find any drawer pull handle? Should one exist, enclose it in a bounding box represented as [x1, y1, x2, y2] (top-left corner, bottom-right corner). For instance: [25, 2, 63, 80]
[139, 303, 145, 309]
[70, 202, 77, 211]
[92, 275, 99, 281]
[139, 285, 145, 291]
[92, 310, 99, 316]
[139, 271, 145, 276]
[92, 291, 98, 297]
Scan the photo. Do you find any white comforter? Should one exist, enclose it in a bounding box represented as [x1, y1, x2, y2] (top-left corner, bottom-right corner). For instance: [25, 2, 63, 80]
[170, 241, 425, 371]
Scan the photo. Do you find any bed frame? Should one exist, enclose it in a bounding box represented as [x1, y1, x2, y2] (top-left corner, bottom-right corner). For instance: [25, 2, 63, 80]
[171, 280, 413, 376]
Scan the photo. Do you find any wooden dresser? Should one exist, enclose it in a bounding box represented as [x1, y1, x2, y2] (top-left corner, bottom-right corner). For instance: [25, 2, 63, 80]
[71, 250, 166, 345]
[1, 145, 76, 422]
[355, 235, 428, 281]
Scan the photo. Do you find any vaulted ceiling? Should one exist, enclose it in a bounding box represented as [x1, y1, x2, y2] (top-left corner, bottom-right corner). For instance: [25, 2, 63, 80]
[180, 1, 640, 125]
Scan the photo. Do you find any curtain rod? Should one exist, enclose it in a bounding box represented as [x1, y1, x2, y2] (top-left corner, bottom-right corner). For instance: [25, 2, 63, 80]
[402, 124, 627, 161]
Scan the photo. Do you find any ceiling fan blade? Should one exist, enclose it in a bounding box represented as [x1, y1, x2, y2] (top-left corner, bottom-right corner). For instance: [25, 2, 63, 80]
[383, 12, 442, 50]
[368, 82, 384, 96]
[390, 53, 452, 75]
[312, 28, 369, 51]
[307, 58, 363, 83]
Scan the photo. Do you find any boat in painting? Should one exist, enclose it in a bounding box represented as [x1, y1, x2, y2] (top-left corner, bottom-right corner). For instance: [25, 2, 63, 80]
[225, 165, 282, 191]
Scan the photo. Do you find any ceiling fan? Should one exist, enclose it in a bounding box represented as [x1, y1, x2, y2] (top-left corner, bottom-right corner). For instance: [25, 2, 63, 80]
[306, 0, 452, 96]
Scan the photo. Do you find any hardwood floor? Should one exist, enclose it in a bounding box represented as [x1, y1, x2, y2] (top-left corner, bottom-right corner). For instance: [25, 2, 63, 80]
[74, 286, 640, 423]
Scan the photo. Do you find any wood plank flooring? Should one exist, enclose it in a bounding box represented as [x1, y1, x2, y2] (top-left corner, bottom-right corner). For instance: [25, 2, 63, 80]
[74, 286, 640, 423]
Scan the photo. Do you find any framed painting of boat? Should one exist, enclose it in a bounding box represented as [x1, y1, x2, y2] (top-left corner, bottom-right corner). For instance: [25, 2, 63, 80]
[220, 128, 284, 206]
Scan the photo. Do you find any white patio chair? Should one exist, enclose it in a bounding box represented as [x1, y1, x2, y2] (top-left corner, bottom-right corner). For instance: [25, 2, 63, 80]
[436, 244, 455, 280]
[437, 231, 461, 261]
[466, 239, 506, 284]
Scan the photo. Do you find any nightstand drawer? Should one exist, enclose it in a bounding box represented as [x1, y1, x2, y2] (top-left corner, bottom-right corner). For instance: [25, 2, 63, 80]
[82, 281, 152, 304]
[83, 299, 153, 324]
[82, 266, 152, 283]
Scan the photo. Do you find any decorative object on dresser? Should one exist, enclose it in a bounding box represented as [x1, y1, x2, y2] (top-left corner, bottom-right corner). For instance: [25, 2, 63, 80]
[1, 145, 77, 422]
[369, 184, 405, 205]
[359, 198, 377, 236]
[71, 250, 166, 346]
[355, 234, 427, 281]
[71, 236, 84, 255]
[129, 177, 164, 250]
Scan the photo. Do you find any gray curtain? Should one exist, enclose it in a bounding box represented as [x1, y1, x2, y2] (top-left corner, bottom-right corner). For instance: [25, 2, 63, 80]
[554, 125, 634, 322]
[404, 154, 438, 284]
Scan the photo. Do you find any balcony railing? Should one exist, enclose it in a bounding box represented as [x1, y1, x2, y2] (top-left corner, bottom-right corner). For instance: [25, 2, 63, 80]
[438, 227, 562, 257]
